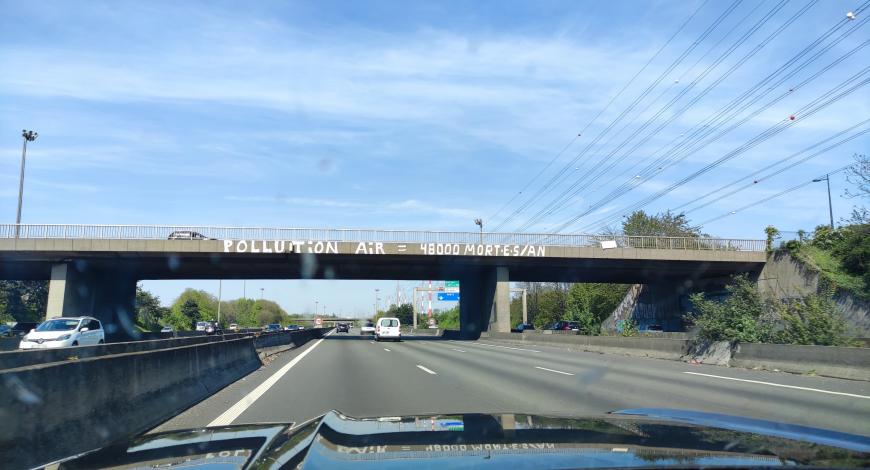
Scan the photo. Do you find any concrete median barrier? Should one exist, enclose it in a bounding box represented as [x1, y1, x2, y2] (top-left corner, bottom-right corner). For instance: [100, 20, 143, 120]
[0, 337, 262, 470]
[731, 342, 870, 381]
[481, 332, 689, 360]
[0, 333, 253, 370]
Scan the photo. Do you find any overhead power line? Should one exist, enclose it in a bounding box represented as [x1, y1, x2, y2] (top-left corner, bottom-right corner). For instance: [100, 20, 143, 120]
[697, 163, 855, 226]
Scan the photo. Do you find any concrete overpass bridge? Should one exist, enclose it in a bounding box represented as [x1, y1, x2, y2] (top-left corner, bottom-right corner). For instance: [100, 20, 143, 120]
[0, 224, 766, 339]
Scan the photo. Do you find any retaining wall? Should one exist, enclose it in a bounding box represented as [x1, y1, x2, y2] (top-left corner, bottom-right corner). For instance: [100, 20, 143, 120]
[731, 342, 870, 381]
[481, 331, 689, 360]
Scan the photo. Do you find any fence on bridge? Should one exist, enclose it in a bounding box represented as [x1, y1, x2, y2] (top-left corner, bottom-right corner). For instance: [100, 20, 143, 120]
[0, 224, 766, 251]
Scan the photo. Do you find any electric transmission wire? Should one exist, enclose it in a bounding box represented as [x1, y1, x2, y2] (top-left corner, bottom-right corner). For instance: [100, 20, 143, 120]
[697, 163, 854, 226]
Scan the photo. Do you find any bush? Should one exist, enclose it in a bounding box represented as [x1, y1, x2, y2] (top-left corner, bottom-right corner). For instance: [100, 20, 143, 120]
[689, 274, 854, 346]
[769, 292, 851, 346]
[688, 275, 770, 343]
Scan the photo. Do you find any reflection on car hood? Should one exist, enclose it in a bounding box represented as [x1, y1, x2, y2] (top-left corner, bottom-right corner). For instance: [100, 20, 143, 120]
[24, 330, 74, 340]
[60, 409, 870, 469]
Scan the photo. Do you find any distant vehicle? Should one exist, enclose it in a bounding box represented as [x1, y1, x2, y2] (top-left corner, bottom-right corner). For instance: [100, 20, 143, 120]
[228, 323, 239, 332]
[0, 324, 11, 337]
[195, 321, 209, 332]
[19, 317, 104, 349]
[284, 325, 301, 331]
[264, 323, 282, 332]
[336, 323, 349, 333]
[515, 322, 535, 332]
[550, 321, 581, 332]
[645, 324, 663, 332]
[375, 317, 401, 342]
[167, 230, 213, 240]
[11, 322, 39, 338]
[160, 326, 173, 333]
[360, 321, 375, 336]
[204, 322, 222, 335]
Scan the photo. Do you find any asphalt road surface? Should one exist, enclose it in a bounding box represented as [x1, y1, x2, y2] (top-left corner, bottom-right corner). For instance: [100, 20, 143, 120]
[156, 329, 870, 436]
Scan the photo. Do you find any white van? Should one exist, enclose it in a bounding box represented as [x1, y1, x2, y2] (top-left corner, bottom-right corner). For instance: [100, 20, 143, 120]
[375, 317, 401, 342]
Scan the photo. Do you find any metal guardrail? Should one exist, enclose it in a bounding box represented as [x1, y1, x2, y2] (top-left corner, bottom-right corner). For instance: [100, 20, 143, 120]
[0, 224, 766, 251]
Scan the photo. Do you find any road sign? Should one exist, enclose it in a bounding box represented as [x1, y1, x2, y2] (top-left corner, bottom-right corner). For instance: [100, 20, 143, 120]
[445, 280, 460, 293]
[315, 317, 322, 326]
[437, 292, 460, 301]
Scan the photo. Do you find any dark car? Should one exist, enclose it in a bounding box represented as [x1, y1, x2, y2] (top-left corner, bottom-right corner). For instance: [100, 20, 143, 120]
[11, 322, 39, 337]
[550, 320, 581, 331]
[515, 322, 535, 332]
[204, 322, 222, 335]
[336, 323, 349, 333]
[167, 230, 213, 240]
[264, 323, 282, 332]
[51, 409, 870, 470]
[284, 324, 302, 331]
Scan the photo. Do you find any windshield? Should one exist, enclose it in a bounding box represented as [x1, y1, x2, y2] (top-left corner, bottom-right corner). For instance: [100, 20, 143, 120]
[36, 319, 80, 332]
[3, 2, 870, 469]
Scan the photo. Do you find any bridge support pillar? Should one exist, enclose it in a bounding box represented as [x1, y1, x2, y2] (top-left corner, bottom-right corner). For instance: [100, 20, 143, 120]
[459, 266, 510, 338]
[46, 262, 138, 341]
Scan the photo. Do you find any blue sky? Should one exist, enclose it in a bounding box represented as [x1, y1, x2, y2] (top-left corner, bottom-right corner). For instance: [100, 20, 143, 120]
[1, 1, 867, 315]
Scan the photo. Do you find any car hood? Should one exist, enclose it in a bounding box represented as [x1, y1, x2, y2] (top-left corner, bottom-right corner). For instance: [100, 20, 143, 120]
[24, 330, 76, 340]
[58, 409, 869, 469]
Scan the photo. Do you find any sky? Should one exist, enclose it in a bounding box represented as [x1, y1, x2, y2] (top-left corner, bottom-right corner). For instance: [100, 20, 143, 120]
[1, 0, 868, 315]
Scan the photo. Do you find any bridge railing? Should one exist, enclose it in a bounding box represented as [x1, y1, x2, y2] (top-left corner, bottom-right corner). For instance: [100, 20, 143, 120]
[0, 224, 766, 251]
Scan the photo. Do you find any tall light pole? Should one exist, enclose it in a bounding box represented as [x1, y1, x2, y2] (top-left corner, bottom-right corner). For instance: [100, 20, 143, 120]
[217, 279, 222, 325]
[812, 174, 834, 229]
[474, 218, 483, 244]
[15, 130, 38, 238]
[374, 289, 380, 315]
[260, 287, 264, 300]
[315, 300, 319, 316]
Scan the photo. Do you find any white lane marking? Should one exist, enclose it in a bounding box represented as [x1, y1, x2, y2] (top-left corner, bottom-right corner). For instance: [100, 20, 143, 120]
[369, 341, 375, 344]
[535, 366, 575, 376]
[416, 365, 437, 375]
[383, 348, 391, 352]
[683, 372, 870, 399]
[208, 331, 332, 427]
[451, 348, 467, 353]
[473, 341, 541, 353]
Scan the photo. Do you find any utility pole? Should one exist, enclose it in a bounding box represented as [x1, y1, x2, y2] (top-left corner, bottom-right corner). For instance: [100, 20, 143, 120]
[260, 287, 264, 300]
[474, 218, 483, 244]
[217, 279, 222, 325]
[15, 130, 38, 238]
[812, 174, 834, 229]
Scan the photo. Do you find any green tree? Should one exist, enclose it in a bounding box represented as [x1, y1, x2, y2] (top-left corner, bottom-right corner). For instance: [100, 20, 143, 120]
[170, 289, 218, 322]
[383, 303, 414, 325]
[135, 284, 164, 330]
[566, 283, 629, 334]
[532, 286, 568, 329]
[435, 305, 460, 329]
[764, 225, 780, 252]
[0, 280, 48, 322]
[622, 210, 702, 237]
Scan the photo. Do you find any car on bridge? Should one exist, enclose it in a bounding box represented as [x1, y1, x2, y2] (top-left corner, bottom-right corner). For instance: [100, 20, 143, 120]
[204, 322, 222, 335]
[160, 325, 173, 333]
[264, 323, 282, 332]
[195, 321, 209, 332]
[336, 323, 350, 333]
[18, 316, 104, 349]
[228, 323, 239, 332]
[375, 317, 401, 342]
[167, 230, 213, 240]
[515, 322, 535, 332]
[284, 324, 301, 331]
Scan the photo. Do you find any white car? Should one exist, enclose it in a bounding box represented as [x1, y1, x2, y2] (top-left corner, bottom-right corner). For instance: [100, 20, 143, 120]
[375, 317, 401, 342]
[360, 321, 376, 336]
[19, 317, 105, 349]
[195, 321, 209, 332]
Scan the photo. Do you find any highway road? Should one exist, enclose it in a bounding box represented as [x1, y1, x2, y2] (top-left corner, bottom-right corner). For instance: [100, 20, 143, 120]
[156, 329, 870, 437]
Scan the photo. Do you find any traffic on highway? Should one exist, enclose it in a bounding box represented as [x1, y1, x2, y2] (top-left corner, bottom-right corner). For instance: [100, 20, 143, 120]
[3, 0, 870, 468]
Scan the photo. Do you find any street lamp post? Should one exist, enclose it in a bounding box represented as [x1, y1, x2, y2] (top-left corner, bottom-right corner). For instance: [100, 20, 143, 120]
[315, 300, 319, 316]
[15, 130, 38, 238]
[474, 218, 483, 244]
[217, 280, 222, 325]
[812, 174, 834, 229]
[260, 287, 264, 300]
